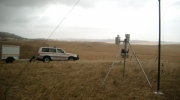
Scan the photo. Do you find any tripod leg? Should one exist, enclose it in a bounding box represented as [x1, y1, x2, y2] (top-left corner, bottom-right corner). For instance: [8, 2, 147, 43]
[129, 43, 152, 88]
[101, 46, 122, 87]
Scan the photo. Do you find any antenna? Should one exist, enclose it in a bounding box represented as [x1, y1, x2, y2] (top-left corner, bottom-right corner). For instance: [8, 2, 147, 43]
[101, 34, 152, 88]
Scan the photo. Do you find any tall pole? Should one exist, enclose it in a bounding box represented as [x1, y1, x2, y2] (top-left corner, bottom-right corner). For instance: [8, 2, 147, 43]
[156, 0, 163, 94]
[158, 0, 161, 92]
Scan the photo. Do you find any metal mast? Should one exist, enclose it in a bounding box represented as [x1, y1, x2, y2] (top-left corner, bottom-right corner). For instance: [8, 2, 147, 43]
[155, 0, 163, 94]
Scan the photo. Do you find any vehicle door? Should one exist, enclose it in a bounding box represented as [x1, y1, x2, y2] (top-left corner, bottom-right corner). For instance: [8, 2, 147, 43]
[49, 48, 58, 60]
[57, 49, 68, 60]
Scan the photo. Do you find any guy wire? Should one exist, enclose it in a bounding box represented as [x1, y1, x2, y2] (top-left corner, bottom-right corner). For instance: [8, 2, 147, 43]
[4, 0, 81, 99]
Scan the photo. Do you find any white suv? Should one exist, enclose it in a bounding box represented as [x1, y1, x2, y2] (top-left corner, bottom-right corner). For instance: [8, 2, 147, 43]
[37, 47, 79, 62]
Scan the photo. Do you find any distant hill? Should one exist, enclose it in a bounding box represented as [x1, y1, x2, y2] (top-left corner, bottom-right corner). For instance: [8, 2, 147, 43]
[62, 38, 180, 44]
[0, 32, 25, 39]
[0, 32, 179, 44]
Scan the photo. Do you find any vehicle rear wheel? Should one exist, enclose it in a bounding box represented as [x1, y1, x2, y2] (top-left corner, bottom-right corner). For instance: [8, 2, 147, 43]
[43, 57, 50, 63]
[6, 57, 14, 63]
[68, 57, 74, 61]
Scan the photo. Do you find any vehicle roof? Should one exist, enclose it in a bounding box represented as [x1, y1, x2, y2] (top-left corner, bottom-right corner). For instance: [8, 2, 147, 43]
[40, 47, 62, 49]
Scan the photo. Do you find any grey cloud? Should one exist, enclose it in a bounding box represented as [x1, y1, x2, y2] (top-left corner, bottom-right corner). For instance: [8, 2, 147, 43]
[0, 2, 44, 25]
[0, 0, 168, 27]
[0, 0, 97, 26]
[0, 0, 96, 8]
[0, 0, 61, 7]
[0, 0, 151, 10]
[13, 16, 40, 23]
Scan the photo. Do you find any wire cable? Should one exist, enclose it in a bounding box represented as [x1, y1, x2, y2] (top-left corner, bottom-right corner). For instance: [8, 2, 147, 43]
[4, 0, 81, 99]
[39, 0, 81, 48]
[128, 48, 158, 61]
[4, 62, 30, 100]
[30, 0, 81, 61]
[135, 50, 158, 61]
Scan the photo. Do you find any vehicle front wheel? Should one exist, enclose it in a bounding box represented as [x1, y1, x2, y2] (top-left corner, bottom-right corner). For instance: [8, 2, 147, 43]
[43, 57, 50, 63]
[68, 57, 74, 61]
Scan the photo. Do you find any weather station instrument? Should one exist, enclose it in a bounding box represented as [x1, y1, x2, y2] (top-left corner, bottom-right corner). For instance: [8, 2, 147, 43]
[101, 34, 152, 88]
[102, 0, 163, 95]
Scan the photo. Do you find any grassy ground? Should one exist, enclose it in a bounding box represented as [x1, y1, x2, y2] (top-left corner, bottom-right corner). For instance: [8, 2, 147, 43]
[0, 61, 180, 100]
[0, 40, 180, 100]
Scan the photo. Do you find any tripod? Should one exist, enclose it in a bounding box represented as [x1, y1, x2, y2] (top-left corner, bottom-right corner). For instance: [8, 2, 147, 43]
[101, 41, 152, 88]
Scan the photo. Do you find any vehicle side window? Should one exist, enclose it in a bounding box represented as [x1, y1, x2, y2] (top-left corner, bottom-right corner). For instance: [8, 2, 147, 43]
[42, 48, 49, 52]
[57, 49, 64, 53]
[50, 48, 56, 53]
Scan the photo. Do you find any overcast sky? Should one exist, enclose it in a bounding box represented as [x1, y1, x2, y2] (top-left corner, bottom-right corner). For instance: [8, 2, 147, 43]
[0, 0, 180, 42]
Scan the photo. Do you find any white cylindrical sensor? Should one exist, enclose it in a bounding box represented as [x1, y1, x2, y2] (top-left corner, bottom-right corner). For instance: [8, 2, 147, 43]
[125, 34, 130, 42]
[115, 35, 120, 45]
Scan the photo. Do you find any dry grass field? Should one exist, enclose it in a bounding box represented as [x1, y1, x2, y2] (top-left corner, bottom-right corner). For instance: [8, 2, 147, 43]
[0, 40, 180, 100]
